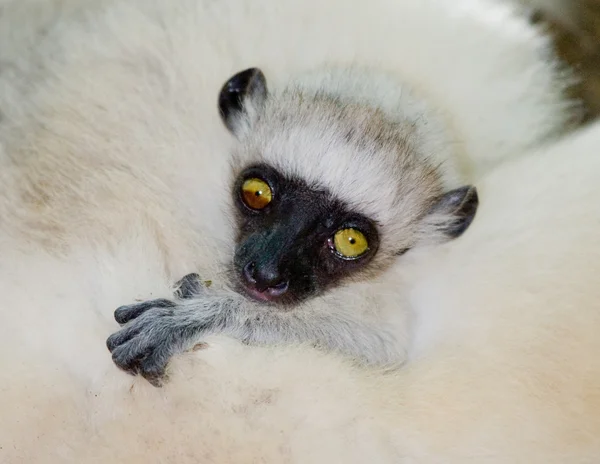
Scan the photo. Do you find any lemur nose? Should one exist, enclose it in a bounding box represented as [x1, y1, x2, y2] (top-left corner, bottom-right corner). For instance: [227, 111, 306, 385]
[243, 261, 289, 296]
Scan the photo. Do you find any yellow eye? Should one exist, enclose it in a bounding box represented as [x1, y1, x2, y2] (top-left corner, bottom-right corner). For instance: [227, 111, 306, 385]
[241, 178, 273, 210]
[333, 228, 369, 259]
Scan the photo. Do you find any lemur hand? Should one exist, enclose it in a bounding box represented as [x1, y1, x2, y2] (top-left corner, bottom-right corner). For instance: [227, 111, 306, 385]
[106, 273, 208, 387]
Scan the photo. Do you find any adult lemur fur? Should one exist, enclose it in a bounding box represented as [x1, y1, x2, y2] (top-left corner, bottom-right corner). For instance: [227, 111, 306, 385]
[2, 1, 593, 461]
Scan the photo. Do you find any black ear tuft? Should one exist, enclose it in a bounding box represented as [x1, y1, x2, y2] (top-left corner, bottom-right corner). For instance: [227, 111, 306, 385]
[430, 185, 479, 239]
[218, 67, 268, 134]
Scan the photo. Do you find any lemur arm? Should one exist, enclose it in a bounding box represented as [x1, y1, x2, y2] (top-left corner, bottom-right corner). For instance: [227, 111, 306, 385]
[106, 274, 400, 386]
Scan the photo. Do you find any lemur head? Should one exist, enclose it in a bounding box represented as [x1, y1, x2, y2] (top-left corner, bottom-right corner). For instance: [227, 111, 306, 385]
[219, 67, 478, 306]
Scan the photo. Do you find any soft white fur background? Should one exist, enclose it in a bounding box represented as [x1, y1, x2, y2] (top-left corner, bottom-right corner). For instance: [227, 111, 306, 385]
[0, 0, 598, 462]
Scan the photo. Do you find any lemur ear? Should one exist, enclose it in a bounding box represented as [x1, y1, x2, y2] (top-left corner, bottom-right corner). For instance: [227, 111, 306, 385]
[420, 185, 479, 242]
[218, 67, 268, 135]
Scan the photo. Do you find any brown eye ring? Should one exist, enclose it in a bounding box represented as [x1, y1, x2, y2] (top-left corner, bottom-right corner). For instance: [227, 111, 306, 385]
[241, 177, 273, 210]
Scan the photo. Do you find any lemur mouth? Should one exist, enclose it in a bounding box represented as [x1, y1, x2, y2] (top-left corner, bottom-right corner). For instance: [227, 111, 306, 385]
[241, 280, 289, 303]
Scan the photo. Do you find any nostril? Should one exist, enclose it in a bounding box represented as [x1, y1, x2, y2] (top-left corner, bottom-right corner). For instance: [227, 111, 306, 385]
[243, 262, 257, 285]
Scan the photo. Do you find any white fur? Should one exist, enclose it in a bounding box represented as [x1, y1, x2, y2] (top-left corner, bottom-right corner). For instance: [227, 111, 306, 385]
[2, 123, 600, 463]
[0, 0, 595, 462]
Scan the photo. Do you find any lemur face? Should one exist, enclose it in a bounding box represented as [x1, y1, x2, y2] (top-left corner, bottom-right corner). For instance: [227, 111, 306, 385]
[231, 161, 380, 305]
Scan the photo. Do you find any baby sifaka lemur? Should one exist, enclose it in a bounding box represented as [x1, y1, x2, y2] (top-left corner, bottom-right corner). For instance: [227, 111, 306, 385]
[106, 67, 478, 386]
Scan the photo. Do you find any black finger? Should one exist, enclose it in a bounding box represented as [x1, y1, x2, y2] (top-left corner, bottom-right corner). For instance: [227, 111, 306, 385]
[174, 273, 202, 300]
[111, 341, 152, 373]
[110, 347, 139, 375]
[114, 299, 175, 325]
[106, 325, 142, 352]
[139, 356, 168, 387]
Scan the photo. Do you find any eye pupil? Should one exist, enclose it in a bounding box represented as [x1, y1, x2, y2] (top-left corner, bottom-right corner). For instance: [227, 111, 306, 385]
[333, 228, 368, 259]
[241, 178, 273, 210]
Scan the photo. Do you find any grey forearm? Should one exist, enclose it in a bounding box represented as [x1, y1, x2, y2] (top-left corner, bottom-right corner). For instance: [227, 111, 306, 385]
[178, 291, 402, 366]
[107, 286, 402, 386]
